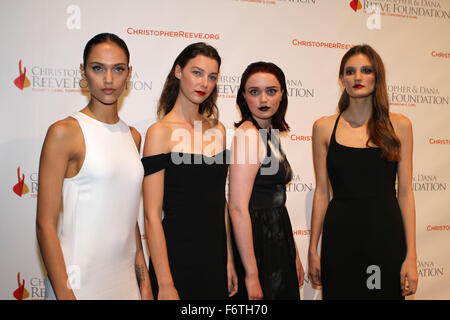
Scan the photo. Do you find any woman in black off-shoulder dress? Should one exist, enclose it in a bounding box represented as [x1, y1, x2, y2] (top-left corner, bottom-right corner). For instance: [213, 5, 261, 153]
[142, 151, 229, 299]
[141, 42, 237, 300]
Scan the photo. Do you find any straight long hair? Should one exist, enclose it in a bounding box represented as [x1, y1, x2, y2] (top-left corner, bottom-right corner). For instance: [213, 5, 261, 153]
[338, 44, 401, 162]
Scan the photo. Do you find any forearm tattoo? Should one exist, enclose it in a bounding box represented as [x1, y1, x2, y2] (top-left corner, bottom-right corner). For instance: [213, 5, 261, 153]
[135, 264, 146, 285]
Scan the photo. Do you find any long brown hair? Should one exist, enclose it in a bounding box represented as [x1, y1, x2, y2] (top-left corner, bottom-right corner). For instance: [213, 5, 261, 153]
[338, 44, 400, 162]
[157, 42, 221, 120]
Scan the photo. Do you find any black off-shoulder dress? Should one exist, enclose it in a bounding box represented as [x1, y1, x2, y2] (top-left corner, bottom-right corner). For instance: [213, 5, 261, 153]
[142, 151, 229, 299]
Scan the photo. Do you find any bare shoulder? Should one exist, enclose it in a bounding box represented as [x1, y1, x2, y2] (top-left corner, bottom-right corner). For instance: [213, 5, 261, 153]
[313, 114, 338, 139]
[313, 114, 337, 129]
[390, 112, 413, 138]
[145, 120, 172, 140]
[209, 119, 226, 137]
[390, 112, 412, 129]
[46, 117, 81, 143]
[42, 116, 82, 160]
[236, 120, 259, 134]
[143, 120, 173, 155]
[202, 117, 225, 133]
[213, 120, 226, 132]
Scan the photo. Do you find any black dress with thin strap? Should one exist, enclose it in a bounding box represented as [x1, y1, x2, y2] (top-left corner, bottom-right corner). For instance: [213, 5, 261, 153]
[321, 113, 407, 300]
[231, 118, 300, 300]
[141, 151, 229, 299]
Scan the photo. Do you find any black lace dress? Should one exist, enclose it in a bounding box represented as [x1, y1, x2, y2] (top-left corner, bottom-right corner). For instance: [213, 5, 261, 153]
[232, 121, 300, 300]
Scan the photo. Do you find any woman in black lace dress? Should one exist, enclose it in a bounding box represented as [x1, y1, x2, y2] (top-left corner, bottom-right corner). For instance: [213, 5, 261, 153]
[229, 62, 304, 300]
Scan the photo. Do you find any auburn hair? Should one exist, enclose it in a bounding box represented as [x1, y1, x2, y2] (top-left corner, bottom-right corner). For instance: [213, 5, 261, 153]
[235, 61, 290, 132]
[338, 44, 401, 162]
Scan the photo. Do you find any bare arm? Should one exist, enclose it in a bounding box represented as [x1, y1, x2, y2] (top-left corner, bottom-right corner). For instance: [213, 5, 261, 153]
[130, 127, 153, 300]
[210, 121, 239, 298]
[142, 123, 179, 300]
[308, 117, 332, 286]
[134, 224, 153, 299]
[225, 202, 238, 297]
[392, 114, 418, 296]
[36, 121, 78, 300]
[228, 123, 263, 300]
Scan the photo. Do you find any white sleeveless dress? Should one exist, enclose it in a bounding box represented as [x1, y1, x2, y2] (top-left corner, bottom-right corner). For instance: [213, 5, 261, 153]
[45, 111, 143, 299]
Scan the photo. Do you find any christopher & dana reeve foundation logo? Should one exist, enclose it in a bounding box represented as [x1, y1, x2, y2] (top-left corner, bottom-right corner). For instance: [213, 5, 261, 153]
[12, 59, 151, 93]
[349, 0, 450, 19]
[350, 0, 363, 11]
[13, 167, 29, 197]
[12, 166, 38, 198]
[13, 273, 30, 300]
[13, 272, 46, 300]
[388, 84, 449, 107]
[412, 173, 447, 192]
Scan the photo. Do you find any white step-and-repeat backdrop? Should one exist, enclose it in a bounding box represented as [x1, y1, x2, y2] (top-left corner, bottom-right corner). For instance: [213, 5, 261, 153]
[1, 0, 449, 300]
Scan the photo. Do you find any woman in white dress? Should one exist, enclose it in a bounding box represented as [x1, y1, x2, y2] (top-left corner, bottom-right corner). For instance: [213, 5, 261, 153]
[36, 33, 152, 300]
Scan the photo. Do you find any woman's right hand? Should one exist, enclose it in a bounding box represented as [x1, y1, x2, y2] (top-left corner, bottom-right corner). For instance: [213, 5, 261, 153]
[158, 285, 180, 300]
[308, 251, 322, 287]
[245, 274, 263, 300]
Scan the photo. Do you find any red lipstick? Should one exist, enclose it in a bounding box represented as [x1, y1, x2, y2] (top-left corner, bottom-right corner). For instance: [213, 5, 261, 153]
[353, 84, 365, 89]
[195, 90, 206, 96]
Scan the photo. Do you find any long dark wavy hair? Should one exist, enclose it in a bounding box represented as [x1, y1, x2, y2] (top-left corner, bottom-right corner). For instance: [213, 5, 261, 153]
[235, 61, 289, 132]
[338, 44, 400, 162]
[157, 42, 221, 120]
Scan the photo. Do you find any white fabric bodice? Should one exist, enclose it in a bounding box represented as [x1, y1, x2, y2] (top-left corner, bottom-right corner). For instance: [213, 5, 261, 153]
[58, 111, 143, 299]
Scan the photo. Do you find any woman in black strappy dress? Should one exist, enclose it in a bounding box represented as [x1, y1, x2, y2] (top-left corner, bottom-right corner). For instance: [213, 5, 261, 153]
[229, 62, 304, 300]
[308, 45, 418, 300]
[141, 43, 237, 300]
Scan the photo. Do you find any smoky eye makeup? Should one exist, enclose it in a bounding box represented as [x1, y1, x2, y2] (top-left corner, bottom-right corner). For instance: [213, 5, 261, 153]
[344, 66, 373, 76]
[345, 67, 355, 75]
[361, 66, 373, 74]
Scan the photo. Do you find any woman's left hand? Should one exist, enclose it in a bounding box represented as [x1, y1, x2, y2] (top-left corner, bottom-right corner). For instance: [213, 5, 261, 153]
[400, 257, 418, 296]
[227, 259, 238, 297]
[296, 252, 305, 287]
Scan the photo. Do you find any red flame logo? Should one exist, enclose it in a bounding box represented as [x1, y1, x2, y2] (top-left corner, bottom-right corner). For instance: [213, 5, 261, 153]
[13, 273, 30, 300]
[13, 60, 30, 90]
[12, 167, 30, 197]
[350, 0, 362, 12]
